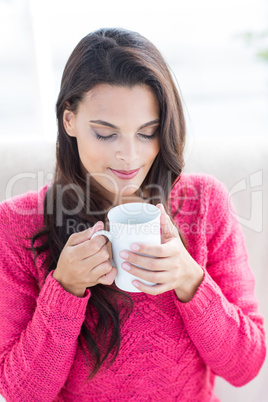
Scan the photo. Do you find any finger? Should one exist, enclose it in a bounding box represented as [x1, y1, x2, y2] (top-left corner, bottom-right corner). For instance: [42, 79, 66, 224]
[156, 204, 178, 240]
[120, 250, 164, 271]
[129, 238, 180, 259]
[106, 240, 113, 259]
[83, 245, 111, 269]
[131, 280, 169, 296]
[70, 236, 109, 261]
[98, 266, 117, 286]
[90, 260, 114, 280]
[121, 262, 167, 283]
[89, 221, 106, 239]
[68, 221, 104, 246]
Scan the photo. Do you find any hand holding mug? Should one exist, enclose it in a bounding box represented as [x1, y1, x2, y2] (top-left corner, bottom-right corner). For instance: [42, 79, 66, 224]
[119, 204, 204, 301]
[92, 202, 161, 292]
[53, 221, 117, 297]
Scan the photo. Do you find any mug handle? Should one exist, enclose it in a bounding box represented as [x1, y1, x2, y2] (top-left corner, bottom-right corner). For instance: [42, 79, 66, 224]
[91, 230, 115, 267]
[91, 230, 112, 242]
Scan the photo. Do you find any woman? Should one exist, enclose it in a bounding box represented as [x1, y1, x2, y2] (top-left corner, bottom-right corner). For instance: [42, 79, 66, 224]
[0, 28, 266, 401]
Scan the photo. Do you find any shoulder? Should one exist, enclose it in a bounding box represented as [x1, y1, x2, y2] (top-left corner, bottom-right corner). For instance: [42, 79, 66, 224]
[171, 173, 227, 196]
[0, 186, 48, 242]
[170, 173, 229, 217]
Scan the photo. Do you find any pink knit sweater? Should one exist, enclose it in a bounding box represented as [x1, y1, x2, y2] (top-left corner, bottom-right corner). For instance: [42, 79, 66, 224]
[0, 174, 266, 401]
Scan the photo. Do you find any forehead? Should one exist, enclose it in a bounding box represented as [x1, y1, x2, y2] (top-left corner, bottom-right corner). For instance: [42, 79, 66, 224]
[80, 84, 160, 121]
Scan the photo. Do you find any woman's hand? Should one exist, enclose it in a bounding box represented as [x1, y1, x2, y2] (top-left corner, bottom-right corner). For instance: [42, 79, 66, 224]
[53, 222, 117, 297]
[120, 204, 204, 302]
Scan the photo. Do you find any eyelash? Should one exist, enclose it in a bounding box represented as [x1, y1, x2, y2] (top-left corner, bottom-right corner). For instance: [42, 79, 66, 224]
[95, 131, 158, 141]
[95, 133, 116, 141]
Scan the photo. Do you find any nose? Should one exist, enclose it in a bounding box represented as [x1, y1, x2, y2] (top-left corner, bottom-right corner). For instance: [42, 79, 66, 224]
[115, 138, 138, 164]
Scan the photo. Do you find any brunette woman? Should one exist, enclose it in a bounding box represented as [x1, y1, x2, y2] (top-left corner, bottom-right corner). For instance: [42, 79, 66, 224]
[0, 28, 265, 401]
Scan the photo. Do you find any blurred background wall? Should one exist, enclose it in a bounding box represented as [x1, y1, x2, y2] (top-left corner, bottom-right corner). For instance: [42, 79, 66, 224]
[0, 0, 267, 143]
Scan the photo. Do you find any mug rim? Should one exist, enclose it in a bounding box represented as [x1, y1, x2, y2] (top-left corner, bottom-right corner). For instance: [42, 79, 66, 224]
[107, 202, 160, 225]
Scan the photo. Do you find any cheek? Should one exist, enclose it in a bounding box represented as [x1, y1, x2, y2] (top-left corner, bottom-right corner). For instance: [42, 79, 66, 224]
[82, 142, 111, 163]
[95, 144, 113, 163]
[146, 142, 160, 161]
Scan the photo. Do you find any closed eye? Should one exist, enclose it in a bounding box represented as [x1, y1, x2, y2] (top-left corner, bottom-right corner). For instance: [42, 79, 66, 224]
[94, 132, 117, 141]
[94, 129, 158, 141]
[137, 131, 158, 140]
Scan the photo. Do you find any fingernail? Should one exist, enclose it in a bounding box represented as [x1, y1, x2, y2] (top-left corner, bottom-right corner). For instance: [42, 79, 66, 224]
[95, 221, 102, 227]
[120, 251, 129, 259]
[122, 262, 130, 270]
[132, 281, 140, 288]
[130, 244, 140, 251]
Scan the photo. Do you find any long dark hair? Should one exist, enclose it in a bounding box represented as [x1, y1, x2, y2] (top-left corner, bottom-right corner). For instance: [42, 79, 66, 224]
[31, 27, 186, 378]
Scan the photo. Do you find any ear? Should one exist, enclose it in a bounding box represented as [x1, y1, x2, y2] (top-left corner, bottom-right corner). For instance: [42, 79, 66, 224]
[63, 109, 77, 138]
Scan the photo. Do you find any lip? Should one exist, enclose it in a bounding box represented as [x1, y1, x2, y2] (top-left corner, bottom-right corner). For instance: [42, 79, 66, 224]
[110, 168, 140, 179]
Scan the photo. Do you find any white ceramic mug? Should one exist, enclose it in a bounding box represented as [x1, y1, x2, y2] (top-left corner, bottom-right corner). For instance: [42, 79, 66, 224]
[91, 202, 161, 292]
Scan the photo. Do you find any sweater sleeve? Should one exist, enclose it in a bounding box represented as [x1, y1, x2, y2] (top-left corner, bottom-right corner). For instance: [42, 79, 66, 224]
[0, 202, 90, 401]
[173, 175, 266, 387]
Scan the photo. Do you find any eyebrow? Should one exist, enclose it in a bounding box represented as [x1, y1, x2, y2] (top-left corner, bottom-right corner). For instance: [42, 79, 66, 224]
[89, 119, 160, 130]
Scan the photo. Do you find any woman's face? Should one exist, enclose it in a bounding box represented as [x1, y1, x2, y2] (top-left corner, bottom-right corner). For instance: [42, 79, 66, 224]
[63, 83, 160, 203]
